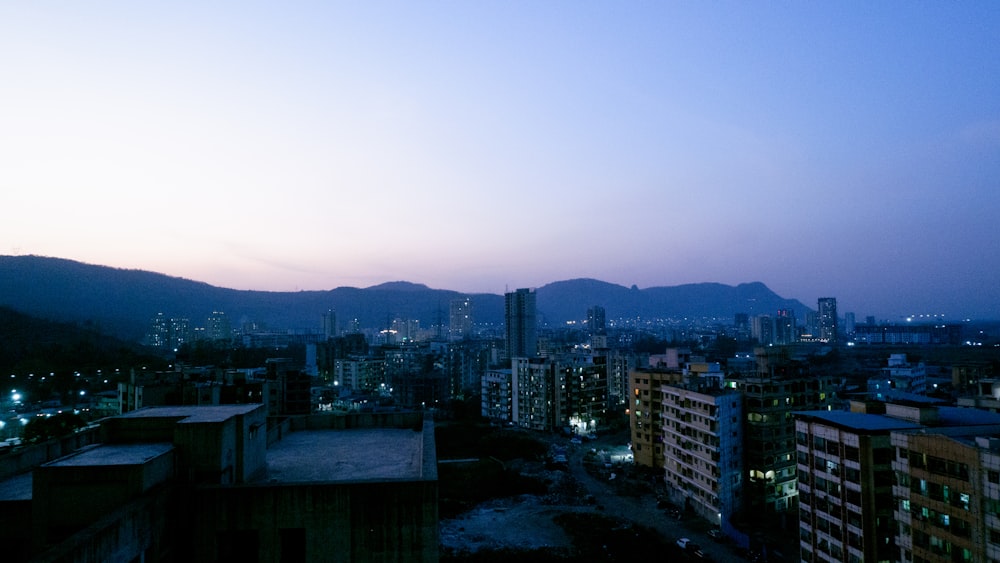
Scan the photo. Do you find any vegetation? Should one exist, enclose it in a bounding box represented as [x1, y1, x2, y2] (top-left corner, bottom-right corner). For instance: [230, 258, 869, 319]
[23, 412, 88, 443]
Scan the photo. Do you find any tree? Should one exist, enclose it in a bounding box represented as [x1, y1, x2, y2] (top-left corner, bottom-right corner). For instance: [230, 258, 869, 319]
[23, 412, 87, 443]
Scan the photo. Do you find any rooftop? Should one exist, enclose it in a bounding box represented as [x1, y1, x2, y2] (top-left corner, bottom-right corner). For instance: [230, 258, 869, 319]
[117, 404, 260, 423]
[264, 427, 425, 483]
[794, 410, 924, 433]
[43, 443, 174, 467]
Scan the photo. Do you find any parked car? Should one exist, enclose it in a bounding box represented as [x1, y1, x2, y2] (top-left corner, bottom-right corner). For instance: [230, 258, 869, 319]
[676, 538, 705, 558]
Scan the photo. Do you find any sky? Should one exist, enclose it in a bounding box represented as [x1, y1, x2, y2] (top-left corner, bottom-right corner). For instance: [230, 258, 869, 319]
[1, 2, 999, 321]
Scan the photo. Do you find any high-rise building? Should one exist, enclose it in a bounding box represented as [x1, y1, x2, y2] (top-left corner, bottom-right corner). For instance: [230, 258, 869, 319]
[818, 297, 838, 344]
[510, 354, 607, 433]
[449, 297, 473, 341]
[206, 311, 231, 342]
[741, 348, 838, 520]
[795, 405, 922, 563]
[774, 309, 797, 345]
[587, 305, 606, 335]
[752, 314, 774, 345]
[662, 384, 744, 532]
[844, 312, 856, 336]
[504, 288, 537, 359]
[322, 309, 337, 339]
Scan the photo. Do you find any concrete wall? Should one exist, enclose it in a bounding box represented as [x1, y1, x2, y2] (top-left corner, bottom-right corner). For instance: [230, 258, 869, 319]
[189, 479, 439, 563]
[30, 485, 174, 563]
[32, 448, 175, 546]
[0, 426, 100, 481]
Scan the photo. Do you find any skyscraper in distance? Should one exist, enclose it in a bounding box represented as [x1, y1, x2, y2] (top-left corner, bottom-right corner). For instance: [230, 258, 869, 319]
[818, 297, 838, 343]
[587, 305, 606, 335]
[505, 288, 537, 359]
[449, 297, 473, 341]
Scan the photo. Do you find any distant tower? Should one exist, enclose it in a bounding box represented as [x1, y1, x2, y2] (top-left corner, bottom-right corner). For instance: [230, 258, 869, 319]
[206, 311, 231, 342]
[146, 313, 169, 348]
[774, 309, 797, 345]
[818, 297, 839, 343]
[505, 288, 537, 359]
[322, 309, 337, 339]
[587, 305, 606, 335]
[752, 314, 774, 345]
[449, 297, 474, 341]
[844, 312, 856, 336]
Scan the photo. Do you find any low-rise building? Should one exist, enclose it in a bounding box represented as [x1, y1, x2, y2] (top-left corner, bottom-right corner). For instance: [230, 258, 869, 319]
[0, 405, 438, 562]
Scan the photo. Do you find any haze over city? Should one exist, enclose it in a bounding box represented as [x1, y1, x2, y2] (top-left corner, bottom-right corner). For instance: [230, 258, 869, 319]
[2, 2, 998, 320]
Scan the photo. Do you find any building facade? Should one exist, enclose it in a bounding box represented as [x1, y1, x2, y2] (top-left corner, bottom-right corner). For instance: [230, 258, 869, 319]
[661, 384, 744, 531]
[504, 288, 537, 360]
[818, 298, 838, 344]
[629, 367, 685, 469]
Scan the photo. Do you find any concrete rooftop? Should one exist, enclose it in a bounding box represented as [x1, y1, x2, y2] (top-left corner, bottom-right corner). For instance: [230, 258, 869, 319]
[264, 428, 425, 483]
[117, 404, 260, 423]
[44, 443, 174, 467]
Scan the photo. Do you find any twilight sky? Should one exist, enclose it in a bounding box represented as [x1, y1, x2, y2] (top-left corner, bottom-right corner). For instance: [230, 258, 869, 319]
[2, 2, 999, 320]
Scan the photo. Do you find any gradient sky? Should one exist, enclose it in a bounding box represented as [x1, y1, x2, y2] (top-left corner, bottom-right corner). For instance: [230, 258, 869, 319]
[2, 2, 999, 320]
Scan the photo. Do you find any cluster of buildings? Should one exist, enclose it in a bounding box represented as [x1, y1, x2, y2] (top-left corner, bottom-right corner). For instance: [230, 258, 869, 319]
[5, 286, 998, 563]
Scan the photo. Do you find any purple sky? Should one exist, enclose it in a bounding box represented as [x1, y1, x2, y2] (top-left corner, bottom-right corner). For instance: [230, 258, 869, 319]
[1, 2, 999, 320]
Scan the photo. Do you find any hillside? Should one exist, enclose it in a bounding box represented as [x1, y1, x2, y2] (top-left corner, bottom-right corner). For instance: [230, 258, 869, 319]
[0, 256, 811, 342]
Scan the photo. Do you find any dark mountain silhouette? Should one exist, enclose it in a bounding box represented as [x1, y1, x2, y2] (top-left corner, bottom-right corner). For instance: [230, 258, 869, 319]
[0, 305, 167, 375]
[0, 256, 811, 342]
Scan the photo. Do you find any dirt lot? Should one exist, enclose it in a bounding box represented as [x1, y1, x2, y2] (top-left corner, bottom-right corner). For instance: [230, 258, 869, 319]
[439, 494, 585, 553]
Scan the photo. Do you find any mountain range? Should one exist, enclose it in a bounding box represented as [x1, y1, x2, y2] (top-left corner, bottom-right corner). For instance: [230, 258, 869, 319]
[0, 255, 811, 342]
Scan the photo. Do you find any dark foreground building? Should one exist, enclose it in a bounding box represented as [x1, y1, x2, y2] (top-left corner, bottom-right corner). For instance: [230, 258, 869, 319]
[0, 405, 438, 562]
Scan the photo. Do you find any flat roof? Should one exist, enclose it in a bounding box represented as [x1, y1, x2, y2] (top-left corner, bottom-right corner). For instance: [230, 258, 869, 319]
[794, 411, 924, 432]
[43, 443, 174, 467]
[265, 428, 424, 483]
[117, 404, 261, 423]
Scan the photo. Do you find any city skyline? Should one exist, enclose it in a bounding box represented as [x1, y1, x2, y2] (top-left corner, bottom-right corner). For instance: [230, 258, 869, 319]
[2, 3, 999, 321]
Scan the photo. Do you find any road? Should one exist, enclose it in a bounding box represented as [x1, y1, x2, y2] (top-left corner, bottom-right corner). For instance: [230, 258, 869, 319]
[562, 434, 736, 562]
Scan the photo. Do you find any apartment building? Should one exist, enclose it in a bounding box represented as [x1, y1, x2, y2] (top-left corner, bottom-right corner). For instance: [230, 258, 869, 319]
[629, 367, 685, 468]
[741, 348, 839, 520]
[795, 405, 922, 563]
[661, 383, 743, 531]
[481, 368, 513, 423]
[891, 407, 1000, 563]
[796, 400, 1000, 563]
[511, 354, 608, 433]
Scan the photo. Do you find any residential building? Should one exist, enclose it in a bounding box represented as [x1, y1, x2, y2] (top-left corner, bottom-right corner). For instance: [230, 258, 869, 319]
[868, 354, 928, 399]
[481, 368, 513, 423]
[740, 348, 838, 519]
[661, 383, 744, 532]
[449, 297, 473, 341]
[795, 405, 922, 563]
[511, 354, 608, 433]
[629, 367, 685, 469]
[775, 309, 798, 346]
[504, 288, 537, 360]
[818, 298, 838, 344]
[587, 305, 606, 335]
